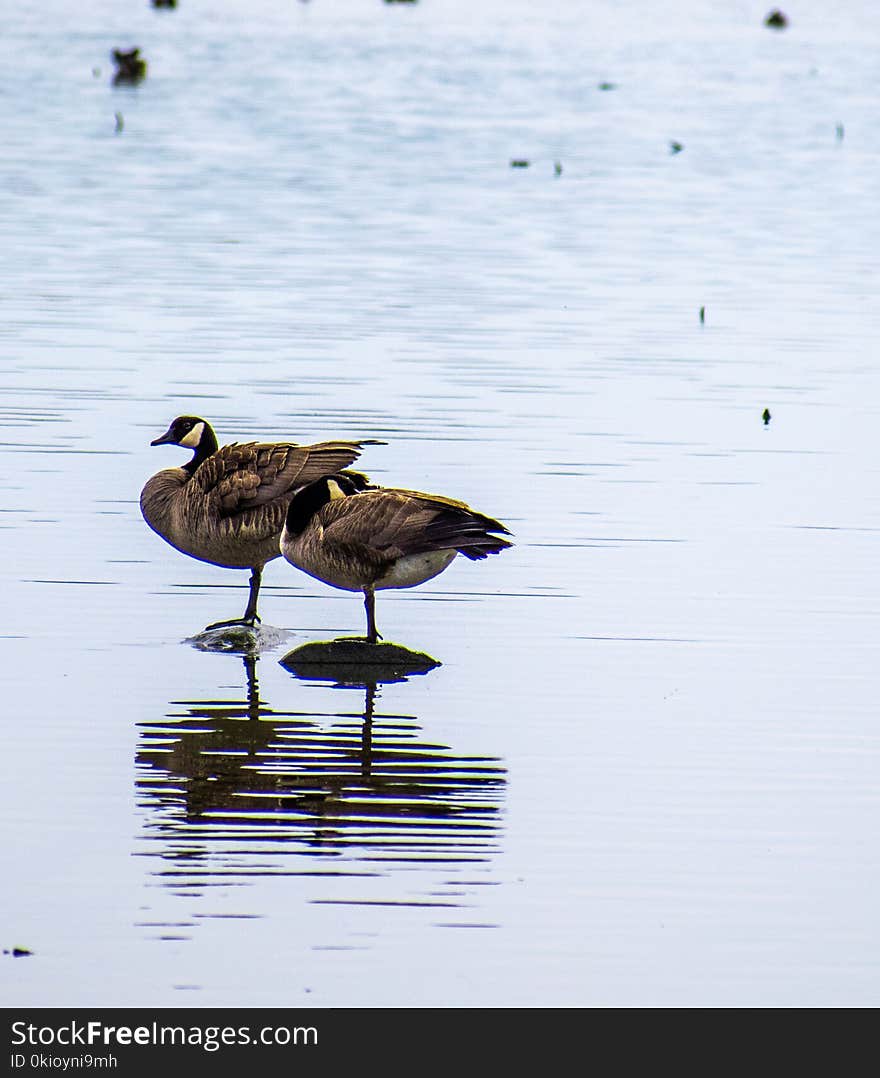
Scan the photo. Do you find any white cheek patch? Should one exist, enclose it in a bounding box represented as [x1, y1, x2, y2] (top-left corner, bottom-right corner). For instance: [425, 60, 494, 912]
[179, 421, 205, 449]
[326, 479, 347, 501]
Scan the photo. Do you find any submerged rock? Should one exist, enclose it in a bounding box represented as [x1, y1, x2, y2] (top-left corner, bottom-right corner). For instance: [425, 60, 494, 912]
[280, 638, 440, 685]
[186, 624, 291, 654]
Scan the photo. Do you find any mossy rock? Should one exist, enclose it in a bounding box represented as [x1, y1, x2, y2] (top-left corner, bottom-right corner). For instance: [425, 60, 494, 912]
[186, 624, 290, 654]
[279, 638, 440, 684]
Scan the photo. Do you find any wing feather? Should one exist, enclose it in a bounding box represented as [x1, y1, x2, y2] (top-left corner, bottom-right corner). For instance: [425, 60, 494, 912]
[320, 489, 512, 561]
[191, 441, 371, 518]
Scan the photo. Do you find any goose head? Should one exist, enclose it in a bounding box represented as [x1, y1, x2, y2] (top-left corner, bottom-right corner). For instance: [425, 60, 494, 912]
[150, 415, 219, 471]
[284, 473, 363, 538]
[150, 416, 213, 449]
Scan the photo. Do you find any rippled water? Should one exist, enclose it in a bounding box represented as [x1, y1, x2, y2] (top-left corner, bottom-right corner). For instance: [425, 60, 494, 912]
[3, 0, 879, 1007]
[138, 656, 505, 893]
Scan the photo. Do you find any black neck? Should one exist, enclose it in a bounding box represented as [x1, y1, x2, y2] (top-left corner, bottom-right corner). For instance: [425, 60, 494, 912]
[285, 478, 333, 537]
[182, 424, 218, 476]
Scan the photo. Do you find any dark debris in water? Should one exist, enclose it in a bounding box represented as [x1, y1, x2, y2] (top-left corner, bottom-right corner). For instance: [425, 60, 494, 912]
[510, 159, 530, 168]
[112, 48, 147, 86]
[5, 947, 33, 958]
[764, 10, 789, 29]
[763, 408, 772, 426]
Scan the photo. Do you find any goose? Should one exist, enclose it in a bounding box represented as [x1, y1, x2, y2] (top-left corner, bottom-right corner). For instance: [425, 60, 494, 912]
[280, 473, 512, 643]
[141, 416, 375, 629]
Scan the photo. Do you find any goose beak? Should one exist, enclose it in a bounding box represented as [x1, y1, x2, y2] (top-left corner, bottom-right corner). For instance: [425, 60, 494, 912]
[150, 427, 176, 446]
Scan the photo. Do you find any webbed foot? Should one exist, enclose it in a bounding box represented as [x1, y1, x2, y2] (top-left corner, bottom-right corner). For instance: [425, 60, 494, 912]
[205, 614, 262, 631]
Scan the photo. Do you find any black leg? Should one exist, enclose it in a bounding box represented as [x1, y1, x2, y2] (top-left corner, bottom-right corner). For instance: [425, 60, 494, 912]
[206, 566, 263, 630]
[242, 565, 263, 625]
[363, 588, 382, 644]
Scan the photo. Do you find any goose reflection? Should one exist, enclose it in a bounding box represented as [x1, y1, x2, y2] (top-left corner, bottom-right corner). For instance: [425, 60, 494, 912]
[136, 654, 506, 894]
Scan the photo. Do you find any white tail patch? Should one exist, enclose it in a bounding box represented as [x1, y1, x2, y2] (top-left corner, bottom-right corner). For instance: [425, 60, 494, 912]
[376, 550, 457, 590]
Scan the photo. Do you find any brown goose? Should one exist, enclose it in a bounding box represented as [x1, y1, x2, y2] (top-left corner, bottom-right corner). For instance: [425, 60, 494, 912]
[141, 416, 375, 629]
[280, 473, 512, 643]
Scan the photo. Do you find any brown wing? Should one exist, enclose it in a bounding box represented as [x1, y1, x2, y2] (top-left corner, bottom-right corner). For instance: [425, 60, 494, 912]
[321, 490, 512, 561]
[192, 441, 370, 518]
[377, 488, 512, 536]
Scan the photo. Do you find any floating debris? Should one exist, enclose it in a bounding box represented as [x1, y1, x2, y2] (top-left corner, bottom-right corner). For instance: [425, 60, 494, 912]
[597, 81, 617, 91]
[4, 947, 33, 958]
[112, 48, 147, 86]
[152, 0, 177, 7]
[764, 9, 788, 28]
[836, 122, 845, 141]
[762, 408, 772, 426]
[114, 112, 124, 134]
[554, 161, 563, 176]
[699, 305, 705, 324]
[510, 159, 530, 168]
[669, 140, 684, 154]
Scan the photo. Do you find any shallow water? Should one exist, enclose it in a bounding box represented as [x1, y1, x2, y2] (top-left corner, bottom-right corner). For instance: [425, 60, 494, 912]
[2, 0, 880, 1007]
